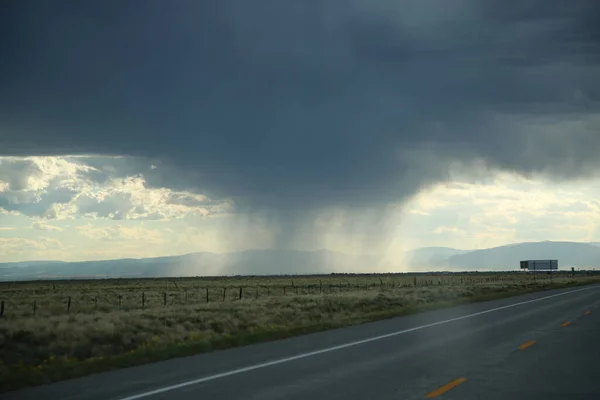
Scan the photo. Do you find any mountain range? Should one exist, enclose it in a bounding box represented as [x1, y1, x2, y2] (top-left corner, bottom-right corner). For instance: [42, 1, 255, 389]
[1, 241, 599, 281]
[405, 241, 600, 271]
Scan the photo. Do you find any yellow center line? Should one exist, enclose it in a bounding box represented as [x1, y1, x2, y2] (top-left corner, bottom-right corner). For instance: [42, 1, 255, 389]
[585, 311, 592, 315]
[518, 340, 536, 350]
[425, 378, 468, 398]
[560, 321, 571, 327]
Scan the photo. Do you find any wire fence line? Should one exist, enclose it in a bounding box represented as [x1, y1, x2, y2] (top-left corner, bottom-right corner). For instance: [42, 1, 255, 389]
[0, 271, 588, 318]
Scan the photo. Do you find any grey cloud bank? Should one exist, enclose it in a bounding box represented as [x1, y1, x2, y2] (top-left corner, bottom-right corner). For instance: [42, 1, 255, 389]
[1, 1, 599, 218]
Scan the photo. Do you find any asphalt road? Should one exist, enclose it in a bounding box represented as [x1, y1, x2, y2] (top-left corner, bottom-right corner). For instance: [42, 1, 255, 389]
[4, 285, 600, 400]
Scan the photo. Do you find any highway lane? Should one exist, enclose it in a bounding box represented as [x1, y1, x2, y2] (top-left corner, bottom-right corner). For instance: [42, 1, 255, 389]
[4, 285, 600, 400]
[442, 302, 600, 400]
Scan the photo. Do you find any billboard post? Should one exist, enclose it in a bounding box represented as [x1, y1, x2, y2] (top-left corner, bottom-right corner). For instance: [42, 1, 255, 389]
[519, 260, 559, 283]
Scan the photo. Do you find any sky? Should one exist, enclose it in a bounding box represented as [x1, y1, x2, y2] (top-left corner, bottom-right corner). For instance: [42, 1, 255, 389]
[1, 1, 600, 264]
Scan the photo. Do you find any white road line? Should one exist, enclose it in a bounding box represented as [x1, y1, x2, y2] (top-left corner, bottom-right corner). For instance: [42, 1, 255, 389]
[118, 285, 598, 400]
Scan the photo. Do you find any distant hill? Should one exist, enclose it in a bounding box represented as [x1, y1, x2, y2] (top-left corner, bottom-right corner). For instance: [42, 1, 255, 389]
[405, 246, 470, 267]
[1, 241, 598, 280]
[445, 241, 600, 270]
[0, 249, 380, 281]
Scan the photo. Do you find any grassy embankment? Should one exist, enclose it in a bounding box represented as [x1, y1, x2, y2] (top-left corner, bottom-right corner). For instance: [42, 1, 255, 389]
[1, 272, 598, 392]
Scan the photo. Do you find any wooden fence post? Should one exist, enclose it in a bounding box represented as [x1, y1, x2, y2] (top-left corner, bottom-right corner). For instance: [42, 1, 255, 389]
[239, 287, 243, 300]
[163, 292, 167, 306]
[67, 296, 72, 313]
[33, 300, 36, 315]
[0, 300, 3, 317]
[142, 292, 145, 308]
[206, 288, 209, 303]
[255, 286, 259, 299]
[222, 287, 226, 301]
[319, 280, 322, 293]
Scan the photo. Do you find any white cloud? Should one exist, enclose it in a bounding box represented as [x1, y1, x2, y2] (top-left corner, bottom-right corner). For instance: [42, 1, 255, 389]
[76, 223, 166, 244]
[400, 171, 600, 249]
[0, 236, 66, 259]
[432, 226, 466, 235]
[31, 221, 63, 231]
[0, 156, 233, 221]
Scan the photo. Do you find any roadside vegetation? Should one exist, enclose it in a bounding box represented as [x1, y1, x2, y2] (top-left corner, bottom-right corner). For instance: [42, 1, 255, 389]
[1, 271, 598, 392]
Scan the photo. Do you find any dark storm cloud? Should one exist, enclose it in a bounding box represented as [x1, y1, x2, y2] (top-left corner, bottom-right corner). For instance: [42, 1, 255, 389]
[1, 0, 600, 213]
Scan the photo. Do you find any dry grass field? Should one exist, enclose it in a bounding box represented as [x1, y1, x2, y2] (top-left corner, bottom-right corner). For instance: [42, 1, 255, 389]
[1, 271, 598, 392]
